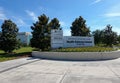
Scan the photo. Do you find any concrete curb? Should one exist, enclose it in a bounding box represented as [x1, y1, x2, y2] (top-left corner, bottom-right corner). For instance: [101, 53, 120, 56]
[32, 51, 120, 61]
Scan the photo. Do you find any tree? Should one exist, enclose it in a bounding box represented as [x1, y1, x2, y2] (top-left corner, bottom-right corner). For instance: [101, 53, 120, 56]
[92, 29, 104, 44]
[103, 24, 118, 46]
[117, 35, 120, 44]
[70, 16, 90, 36]
[0, 20, 20, 53]
[0, 31, 1, 37]
[49, 18, 60, 29]
[30, 14, 50, 51]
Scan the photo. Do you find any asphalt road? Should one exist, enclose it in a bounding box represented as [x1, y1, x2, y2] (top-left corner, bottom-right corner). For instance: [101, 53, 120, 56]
[0, 58, 120, 83]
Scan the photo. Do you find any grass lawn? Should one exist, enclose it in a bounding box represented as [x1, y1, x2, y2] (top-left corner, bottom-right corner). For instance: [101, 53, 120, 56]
[0, 47, 35, 62]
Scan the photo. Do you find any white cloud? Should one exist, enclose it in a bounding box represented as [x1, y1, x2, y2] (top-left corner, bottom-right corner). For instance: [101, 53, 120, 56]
[16, 19, 26, 26]
[104, 3, 120, 17]
[91, 0, 102, 5]
[0, 13, 7, 20]
[25, 10, 37, 21]
[94, 0, 102, 3]
[104, 13, 120, 17]
[0, 7, 7, 20]
[12, 16, 29, 27]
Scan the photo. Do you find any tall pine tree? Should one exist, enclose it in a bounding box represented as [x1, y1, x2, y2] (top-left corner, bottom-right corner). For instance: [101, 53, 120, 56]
[0, 20, 20, 53]
[30, 14, 50, 51]
[70, 16, 90, 36]
[48, 18, 60, 29]
[103, 24, 118, 46]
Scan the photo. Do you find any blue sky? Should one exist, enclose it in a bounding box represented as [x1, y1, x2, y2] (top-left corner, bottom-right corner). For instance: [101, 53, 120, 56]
[0, 0, 120, 36]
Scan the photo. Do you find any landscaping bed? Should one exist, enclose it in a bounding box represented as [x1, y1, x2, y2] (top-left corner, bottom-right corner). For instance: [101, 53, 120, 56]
[51, 47, 116, 52]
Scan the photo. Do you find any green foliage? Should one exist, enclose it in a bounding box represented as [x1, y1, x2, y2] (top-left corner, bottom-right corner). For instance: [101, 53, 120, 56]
[48, 18, 60, 29]
[103, 24, 118, 46]
[52, 47, 115, 52]
[30, 14, 50, 51]
[0, 20, 20, 53]
[92, 29, 104, 44]
[92, 24, 118, 46]
[70, 16, 90, 36]
[117, 35, 120, 43]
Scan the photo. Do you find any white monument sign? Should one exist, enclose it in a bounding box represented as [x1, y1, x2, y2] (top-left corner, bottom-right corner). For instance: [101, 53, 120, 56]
[51, 29, 63, 48]
[51, 29, 94, 48]
[63, 36, 94, 47]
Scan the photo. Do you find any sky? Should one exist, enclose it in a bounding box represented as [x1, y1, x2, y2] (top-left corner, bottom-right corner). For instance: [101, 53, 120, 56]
[0, 0, 120, 36]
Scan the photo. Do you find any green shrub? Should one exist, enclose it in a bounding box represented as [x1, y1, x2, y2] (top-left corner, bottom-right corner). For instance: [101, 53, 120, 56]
[52, 46, 115, 52]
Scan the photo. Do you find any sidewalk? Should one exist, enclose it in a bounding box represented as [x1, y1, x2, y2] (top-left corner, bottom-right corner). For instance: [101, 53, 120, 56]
[0, 58, 120, 83]
[0, 57, 120, 83]
[0, 57, 40, 73]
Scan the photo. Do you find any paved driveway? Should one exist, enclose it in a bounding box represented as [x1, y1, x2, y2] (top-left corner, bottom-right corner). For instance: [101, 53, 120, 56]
[0, 58, 120, 83]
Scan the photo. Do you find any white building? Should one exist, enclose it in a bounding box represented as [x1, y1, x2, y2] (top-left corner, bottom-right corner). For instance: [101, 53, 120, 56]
[51, 29, 94, 48]
[17, 32, 32, 45]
